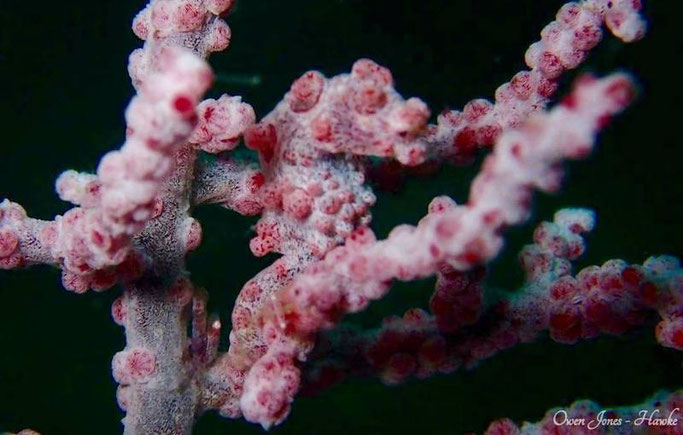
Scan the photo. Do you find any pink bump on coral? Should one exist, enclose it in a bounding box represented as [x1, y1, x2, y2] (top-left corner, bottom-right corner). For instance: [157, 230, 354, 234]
[205, 0, 235, 16]
[183, 217, 203, 251]
[484, 418, 521, 435]
[111, 296, 127, 326]
[0, 228, 19, 258]
[240, 344, 301, 429]
[55, 170, 101, 207]
[190, 95, 255, 153]
[282, 189, 314, 219]
[113, 348, 157, 384]
[289, 71, 325, 113]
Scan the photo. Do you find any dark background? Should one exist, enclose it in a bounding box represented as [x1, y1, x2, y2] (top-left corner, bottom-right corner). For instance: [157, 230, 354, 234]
[0, 1, 681, 434]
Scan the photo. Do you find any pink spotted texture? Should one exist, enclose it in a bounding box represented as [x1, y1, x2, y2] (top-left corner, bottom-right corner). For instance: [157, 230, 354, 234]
[1, 1, 678, 434]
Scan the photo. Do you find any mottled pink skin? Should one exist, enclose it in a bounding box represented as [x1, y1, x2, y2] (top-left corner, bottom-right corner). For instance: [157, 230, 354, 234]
[229, 257, 303, 366]
[239, 343, 301, 428]
[228, 60, 435, 411]
[225, 3, 650, 422]
[236, 74, 648, 427]
[428, 0, 646, 164]
[243, 59, 430, 260]
[276, 73, 637, 328]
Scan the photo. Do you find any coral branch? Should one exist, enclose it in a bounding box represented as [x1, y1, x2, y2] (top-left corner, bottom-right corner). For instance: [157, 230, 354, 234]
[129, 0, 234, 88]
[239, 73, 638, 427]
[0, 201, 57, 269]
[106, 1, 241, 432]
[0, 47, 211, 292]
[428, 0, 646, 163]
[2, 1, 677, 434]
[192, 156, 264, 214]
[301, 210, 681, 393]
